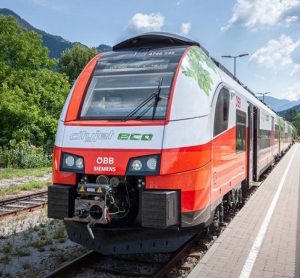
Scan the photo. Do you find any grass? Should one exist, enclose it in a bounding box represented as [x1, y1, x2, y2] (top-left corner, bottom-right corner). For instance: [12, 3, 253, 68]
[31, 240, 45, 249]
[2, 243, 12, 254]
[0, 180, 47, 197]
[14, 248, 30, 257]
[23, 231, 31, 241]
[38, 228, 46, 237]
[0, 256, 10, 265]
[31, 238, 53, 252]
[0, 167, 51, 180]
[53, 228, 65, 240]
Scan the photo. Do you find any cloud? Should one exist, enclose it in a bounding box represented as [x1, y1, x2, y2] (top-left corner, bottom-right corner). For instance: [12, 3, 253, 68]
[291, 64, 300, 75]
[290, 47, 300, 75]
[254, 74, 266, 81]
[222, 0, 300, 31]
[283, 15, 299, 26]
[181, 22, 191, 35]
[281, 83, 300, 100]
[127, 13, 164, 34]
[291, 45, 300, 63]
[250, 35, 300, 69]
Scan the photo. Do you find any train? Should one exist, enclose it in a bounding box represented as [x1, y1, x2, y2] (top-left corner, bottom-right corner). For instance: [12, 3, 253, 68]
[48, 32, 296, 254]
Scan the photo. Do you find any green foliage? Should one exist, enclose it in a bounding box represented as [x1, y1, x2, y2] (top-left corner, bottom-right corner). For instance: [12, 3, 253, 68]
[0, 15, 70, 161]
[293, 113, 300, 136]
[1, 141, 51, 168]
[14, 248, 30, 257]
[0, 15, 56, 72]
[0, 167, 51, 180]
[282, 108, 300, 136]
[0, 256, 10, 264]
[2, 243, 12, 254]
[182, 47, 217, 96]
[0, 180, 46, 197]
[59, 44, 99, 83]
[53, 228, 65, 239]
[284, 108, 297, 124]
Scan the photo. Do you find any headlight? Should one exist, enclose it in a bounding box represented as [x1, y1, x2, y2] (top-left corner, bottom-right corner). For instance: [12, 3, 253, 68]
[131, 160, 143, 171]
[126, 155, 160, 175]
[65, 155, 75, 167]
[75, 158, 84, 169]
[61, 152, 84, 173]
[146, 158, 157, 170]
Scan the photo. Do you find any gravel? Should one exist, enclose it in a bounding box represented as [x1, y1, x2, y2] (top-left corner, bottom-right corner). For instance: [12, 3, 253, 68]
[0, 173, 51, 188]
[0, 209, 86, 278]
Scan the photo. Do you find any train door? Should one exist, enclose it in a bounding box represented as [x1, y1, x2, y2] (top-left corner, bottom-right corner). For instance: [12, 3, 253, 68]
[278, 121, 281, 153]
[271, 117, 275, 159]
[253, 106, 259, 181]
[211, 87, 232, 207]
[248, 104, 259, 184]
[247, 103, 254, 186]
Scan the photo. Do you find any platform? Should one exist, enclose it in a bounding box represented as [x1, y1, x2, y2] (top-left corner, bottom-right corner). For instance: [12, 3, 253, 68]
[188, 144, 300, 278]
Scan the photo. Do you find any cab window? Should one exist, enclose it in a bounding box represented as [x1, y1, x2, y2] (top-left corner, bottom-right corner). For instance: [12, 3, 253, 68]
[214, 88, 230, 136]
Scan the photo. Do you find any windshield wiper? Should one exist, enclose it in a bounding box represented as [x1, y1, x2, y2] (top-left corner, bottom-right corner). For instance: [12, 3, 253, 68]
[151, 77, 163, 120]
[123, 77, 163, 121]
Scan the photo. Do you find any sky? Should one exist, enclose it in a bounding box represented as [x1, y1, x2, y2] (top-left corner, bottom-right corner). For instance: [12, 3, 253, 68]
[1, 0, 300, 100]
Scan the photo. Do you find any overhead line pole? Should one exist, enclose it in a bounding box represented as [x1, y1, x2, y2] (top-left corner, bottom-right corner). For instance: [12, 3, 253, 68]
[221, 53, 249, 77]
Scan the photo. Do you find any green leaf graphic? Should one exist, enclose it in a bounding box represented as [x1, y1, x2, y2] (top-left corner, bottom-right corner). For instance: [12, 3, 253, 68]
[182, 48, 216, 96]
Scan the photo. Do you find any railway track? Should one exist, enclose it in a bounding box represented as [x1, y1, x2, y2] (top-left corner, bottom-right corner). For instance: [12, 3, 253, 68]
[44, 232, 208, 278]
[0, 190, 48, 219]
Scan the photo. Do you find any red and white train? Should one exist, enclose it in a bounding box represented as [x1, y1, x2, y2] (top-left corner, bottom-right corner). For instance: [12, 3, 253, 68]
[48, 33, 296, 254]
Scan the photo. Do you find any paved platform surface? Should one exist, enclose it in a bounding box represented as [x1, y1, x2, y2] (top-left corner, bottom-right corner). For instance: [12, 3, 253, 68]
[188, 144, 300, 278]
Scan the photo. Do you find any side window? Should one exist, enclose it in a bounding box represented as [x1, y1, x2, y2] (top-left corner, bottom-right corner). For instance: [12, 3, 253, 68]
[213, 88, 230, 137]
[236, 110, 246, 152]
[259, 129, 271, 149]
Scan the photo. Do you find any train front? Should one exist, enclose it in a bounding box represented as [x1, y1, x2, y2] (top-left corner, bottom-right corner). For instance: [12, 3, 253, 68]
[49, 34, 214, 254]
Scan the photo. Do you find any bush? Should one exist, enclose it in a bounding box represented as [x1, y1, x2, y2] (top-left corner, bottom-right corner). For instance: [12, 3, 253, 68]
[0, 140, 52, 168]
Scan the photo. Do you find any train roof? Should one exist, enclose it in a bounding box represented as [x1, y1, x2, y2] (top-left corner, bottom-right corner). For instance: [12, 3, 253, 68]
[113, 32, 207, 52]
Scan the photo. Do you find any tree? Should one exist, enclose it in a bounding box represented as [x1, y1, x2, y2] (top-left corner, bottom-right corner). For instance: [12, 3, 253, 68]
[294, 112, 300, 136]
[284, 108, 297, 124]
[59, 44, 99, 83]
[0, 15, 70, 152]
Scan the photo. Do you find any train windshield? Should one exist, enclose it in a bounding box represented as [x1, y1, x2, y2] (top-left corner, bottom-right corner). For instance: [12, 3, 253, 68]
[80, 47, 186, 120]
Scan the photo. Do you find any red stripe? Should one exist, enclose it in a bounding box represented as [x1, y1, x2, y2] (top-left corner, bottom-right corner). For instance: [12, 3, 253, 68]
[64, 120, 165, 127]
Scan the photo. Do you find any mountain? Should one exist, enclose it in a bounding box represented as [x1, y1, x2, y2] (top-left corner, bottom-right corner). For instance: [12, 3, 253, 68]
[97, 44, 112, 52]
[0, 8, 111, 58]
[259, 96, 300, 112]
[278, 104, 300, 117]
